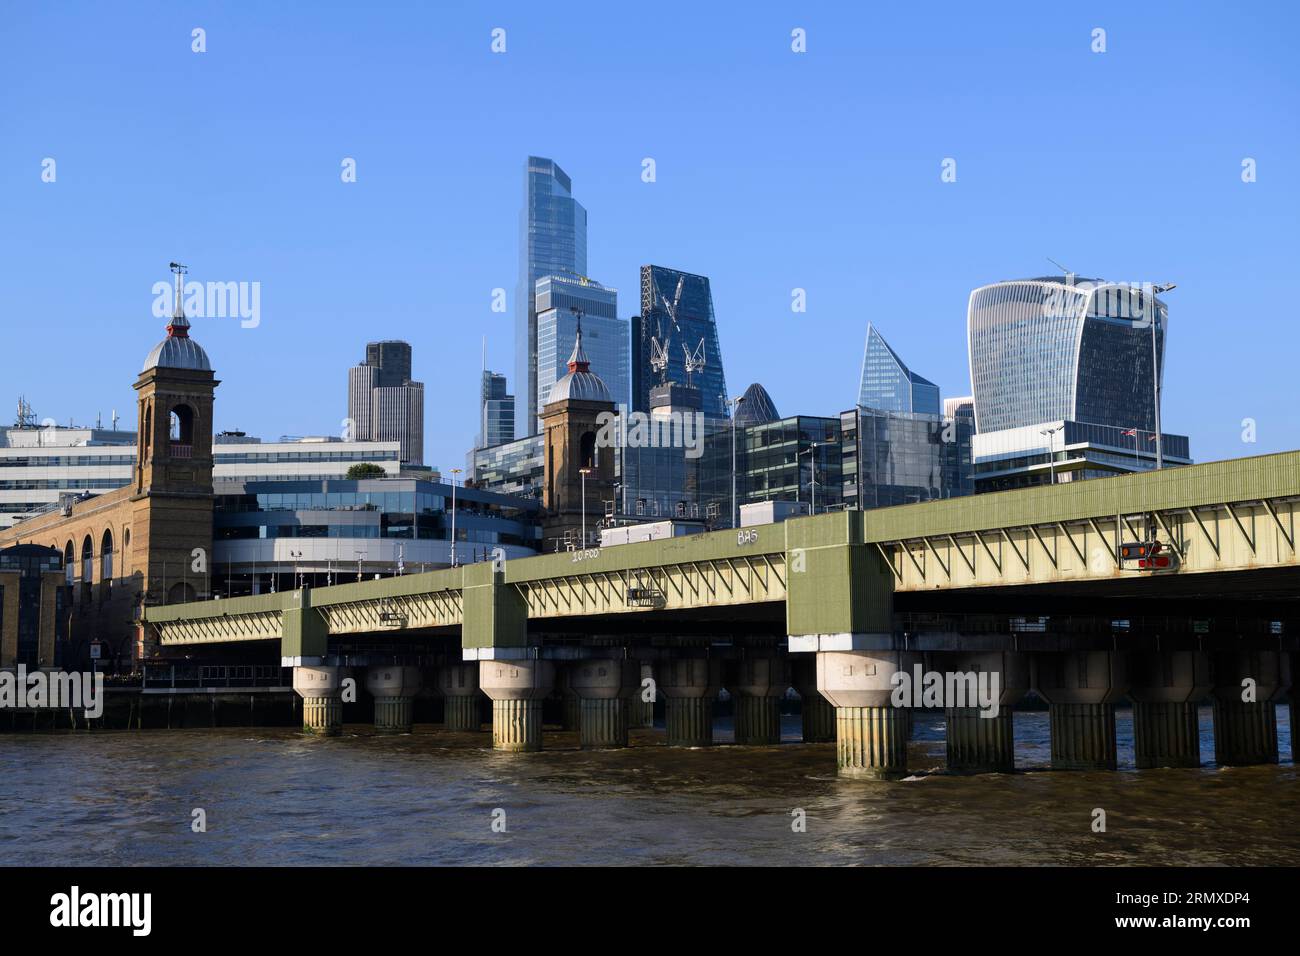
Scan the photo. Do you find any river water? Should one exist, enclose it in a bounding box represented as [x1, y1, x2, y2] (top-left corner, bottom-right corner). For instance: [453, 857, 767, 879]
[2, 706, 1295, 866]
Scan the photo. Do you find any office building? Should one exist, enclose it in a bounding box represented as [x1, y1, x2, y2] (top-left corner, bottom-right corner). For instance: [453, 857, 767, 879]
[517, 156, 587, 435]
[839, 406, 973, 509]
[479, 370, 515, 451]
[858, 324, 940, 415]
[632, 265, 729, 419]
[535, 274, 627, 430]
[347, 340, 425, 465]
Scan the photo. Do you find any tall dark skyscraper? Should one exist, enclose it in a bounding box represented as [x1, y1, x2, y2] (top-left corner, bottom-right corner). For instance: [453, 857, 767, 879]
[517, 156, 587, 436]
[633, 265, 728, 419]
[348, 340, 424, 465]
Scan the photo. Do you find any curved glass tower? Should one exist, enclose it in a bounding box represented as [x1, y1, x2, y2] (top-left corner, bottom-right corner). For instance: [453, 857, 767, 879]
[967, 277, 1167, 434]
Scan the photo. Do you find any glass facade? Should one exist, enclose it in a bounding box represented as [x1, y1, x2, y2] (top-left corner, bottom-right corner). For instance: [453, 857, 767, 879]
[968, 277, 1167, 434]
[535, 276, 627, 423]
[734, 415, 843, 512]
[858, 324, 940, 415]
[633, 266, 729, 419]
[471, 434, 544, 498]
[839, 407, 973, 509]
[517, 156, 588, 435]
[480, 370, 515, 449]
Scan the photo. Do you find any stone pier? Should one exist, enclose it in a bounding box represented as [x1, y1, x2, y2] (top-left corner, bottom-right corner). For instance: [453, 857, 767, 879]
[938, 651, 1028, 774]
[436, 663, 482, 731]
[1211, 650, 1290, 766]
[365, 665, 421, 734]
[791, 657, 834, 743]
[1128, 651, 1209, 769]
[292, 665, 346, 736]
[1034, 651, 1127, 771]
[816, 650, 920, 779]
[727, 655, 790, 746]
[568, 659, 639, 749]
[658, 656, 721, 747]
[479, 658, 554, 752]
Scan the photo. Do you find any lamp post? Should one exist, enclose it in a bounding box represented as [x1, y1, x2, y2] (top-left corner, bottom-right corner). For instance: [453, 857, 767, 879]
[450, 468, 462, 567]
[1148, 283, 1175, 470]
[579, 467, 592, 548]
[729, 395, 746, 527]
[1039, 426, 1061, 485]
[798, 442, 822, 514]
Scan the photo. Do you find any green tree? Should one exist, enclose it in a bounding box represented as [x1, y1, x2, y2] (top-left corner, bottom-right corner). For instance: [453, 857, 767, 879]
[345, 462, 387, 480]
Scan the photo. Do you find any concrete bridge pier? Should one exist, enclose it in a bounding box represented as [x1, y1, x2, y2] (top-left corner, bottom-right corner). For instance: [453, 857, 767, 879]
[569, 659, 640, 749]
[816, 650, 920, 779]
[658, 656, 722, 747]
[479, 658, 554, 752]
[554, 666, 582, 733]
[1211, 650, 1290, 766]
[939, 651, 1028, 774]
[727, 655, 790, 746]
[366, 665, 422, 734]
[1128, 651, 1209, 768]
[292, 665, 346, 736]
[437, 663, 482, 731]
[791, 657, 834, 743]
[1034, 652, 1127, 771]
[631, 662, 656, 728]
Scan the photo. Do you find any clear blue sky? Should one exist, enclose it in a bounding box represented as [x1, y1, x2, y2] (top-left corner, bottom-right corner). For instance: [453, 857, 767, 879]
[2, 0, 1297, 470]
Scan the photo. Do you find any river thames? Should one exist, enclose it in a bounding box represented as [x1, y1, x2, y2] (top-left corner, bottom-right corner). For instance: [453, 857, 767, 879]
[2, 706, 1295, 866]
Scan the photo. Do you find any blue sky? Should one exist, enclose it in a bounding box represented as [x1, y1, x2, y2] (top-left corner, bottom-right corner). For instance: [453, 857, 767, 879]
[2, 0, 1297, 470]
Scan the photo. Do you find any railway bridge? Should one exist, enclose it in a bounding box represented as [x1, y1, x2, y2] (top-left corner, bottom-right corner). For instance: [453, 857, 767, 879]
[144, 451, 1300, 777]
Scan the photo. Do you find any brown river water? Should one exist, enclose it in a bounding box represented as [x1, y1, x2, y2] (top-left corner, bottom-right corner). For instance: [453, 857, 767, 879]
[1, 707, 1296, 866]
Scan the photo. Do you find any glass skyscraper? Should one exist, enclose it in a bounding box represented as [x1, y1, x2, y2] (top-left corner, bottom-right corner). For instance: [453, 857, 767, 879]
[633, 265, 729, 419]
[479, 370, 514, 450]
[967, 276, 1167, 434]
[858, 323, 940, 415]
[535, 275, 627, 425]
[517, 156, 587, 436]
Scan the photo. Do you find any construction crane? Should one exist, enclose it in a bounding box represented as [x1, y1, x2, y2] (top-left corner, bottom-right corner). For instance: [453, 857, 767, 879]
[682, 339, 706, 387]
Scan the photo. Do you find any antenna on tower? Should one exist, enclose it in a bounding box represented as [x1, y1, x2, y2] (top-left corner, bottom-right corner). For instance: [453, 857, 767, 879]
[168, 261, 189, 322]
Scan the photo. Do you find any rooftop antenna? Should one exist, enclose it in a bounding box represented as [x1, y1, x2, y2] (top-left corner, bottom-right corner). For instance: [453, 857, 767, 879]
[111, 409, 119, 431]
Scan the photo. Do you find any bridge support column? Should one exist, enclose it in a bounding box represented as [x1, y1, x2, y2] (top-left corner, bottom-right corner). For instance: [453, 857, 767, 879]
[569, 659, 639, 749]
[366, 665, 421, 734]
[631, 662, 655, 728]
[791, 658, 834, 743]
[1211, 651, 1290, 766]
[437, 664, 482, 731]
[479, 659, 554, 752]
[292, 665, 344, 737]
[1129, 651, 1210, 769]
[659, 657, 722, 747]
[727, 655, 790, 746]
[816, 650, 920, 779]
[936, 651, 1027, 773]
[1034, 652, 1127, 771]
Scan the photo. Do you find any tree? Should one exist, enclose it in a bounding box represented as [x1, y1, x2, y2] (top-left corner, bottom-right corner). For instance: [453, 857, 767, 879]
[345, 463, 387, 480]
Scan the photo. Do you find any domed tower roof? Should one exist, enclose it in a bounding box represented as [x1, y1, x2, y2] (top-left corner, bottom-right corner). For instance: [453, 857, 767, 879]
[735, 382, 779, 425]
[142, 264, 211, 373]
[546, 318, 611, 405]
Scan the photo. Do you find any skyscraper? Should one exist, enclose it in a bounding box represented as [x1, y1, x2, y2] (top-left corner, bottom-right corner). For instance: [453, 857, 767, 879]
[535, 274, 627, 429]
[517, 156, 587, 436]
[480, 370, 515, 450]
[966, 276, 1190, 489]
[633, 265, 728, 419]
[347, 340, 424, 465]
[857, 323, 940, 415]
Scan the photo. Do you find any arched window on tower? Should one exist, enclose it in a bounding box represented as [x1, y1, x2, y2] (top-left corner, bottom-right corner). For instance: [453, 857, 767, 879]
[80, 534, 94, 605]
[170, 404, 195, 459]
[100, 528, 114, 600]
[63, 540, 74, 588]
[579, 431, 597, 471]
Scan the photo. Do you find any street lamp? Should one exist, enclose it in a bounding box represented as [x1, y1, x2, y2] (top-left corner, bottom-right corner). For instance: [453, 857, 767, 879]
[798, 442, 823, 514]
[1039, 427, 1061, 485]
[449, 468, 463, 567]
[579, 467, 592, 548]
[729, 395, 747, 527]
[1148, 283, 1175, 470]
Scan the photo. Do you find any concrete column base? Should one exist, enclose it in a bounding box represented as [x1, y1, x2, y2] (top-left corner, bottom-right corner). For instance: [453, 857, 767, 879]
[800, 694, 835, 743]
[1049, 703, 1117, 771]
[1212, 698, 1279, 766]
[665, 696, 715, 747]
[945, 707, 1014, 773]
[835, 706, 908, 779]
[443, 695, 480, 731]
[373, 696, 414, 734]
[733, 695, 781, 745]
[580, 698, 629, 749]
[1133, 701, 1201, 769]
[302, 696, 341, 736]
[492, 699, 543, 752]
